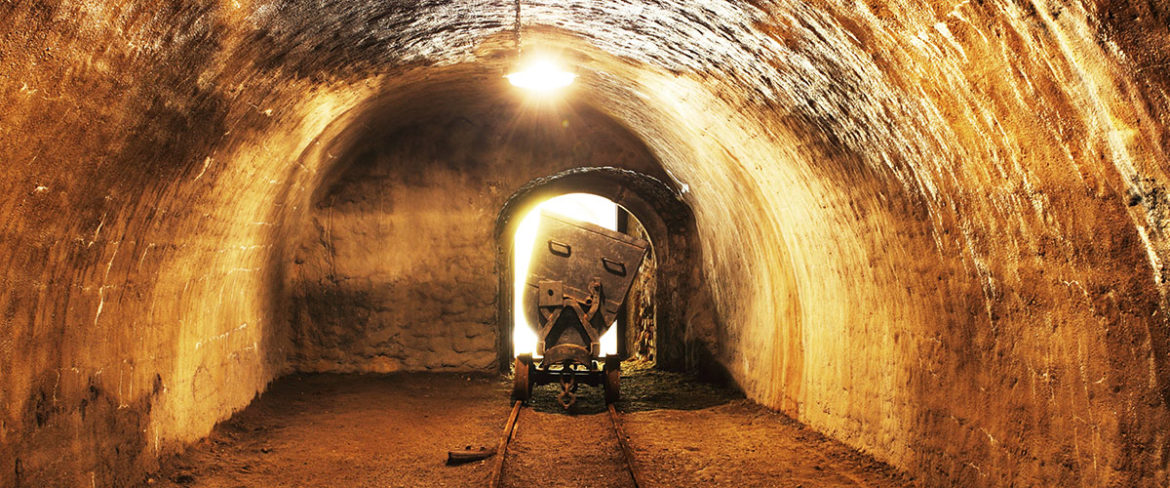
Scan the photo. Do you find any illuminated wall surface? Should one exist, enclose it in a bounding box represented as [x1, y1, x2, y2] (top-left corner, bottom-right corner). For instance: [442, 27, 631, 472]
[512, 193, 620, 357]
[3, 1, 1170, 487]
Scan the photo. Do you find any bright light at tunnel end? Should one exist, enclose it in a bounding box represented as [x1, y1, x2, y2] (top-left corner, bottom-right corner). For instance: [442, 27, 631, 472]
[505, 60, 577, 93]
[513, 194, 620, 358]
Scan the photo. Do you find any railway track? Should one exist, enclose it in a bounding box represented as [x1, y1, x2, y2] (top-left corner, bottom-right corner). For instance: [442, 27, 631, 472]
[488, 401, 645, 488]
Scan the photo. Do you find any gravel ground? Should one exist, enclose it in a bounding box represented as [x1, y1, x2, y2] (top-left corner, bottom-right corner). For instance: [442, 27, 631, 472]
[141, 366, 915, 488]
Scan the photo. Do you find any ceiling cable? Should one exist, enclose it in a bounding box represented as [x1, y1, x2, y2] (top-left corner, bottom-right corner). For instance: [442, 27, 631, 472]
[514, 0, 522, 52]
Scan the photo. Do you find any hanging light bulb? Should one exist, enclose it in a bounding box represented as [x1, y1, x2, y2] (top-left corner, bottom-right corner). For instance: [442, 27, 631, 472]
[505, 60, 577, 93]
[504, 0, 575, 94]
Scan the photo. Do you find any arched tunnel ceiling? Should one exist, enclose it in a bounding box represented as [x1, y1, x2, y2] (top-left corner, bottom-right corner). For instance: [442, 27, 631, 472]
[2, 1, 1170, 486]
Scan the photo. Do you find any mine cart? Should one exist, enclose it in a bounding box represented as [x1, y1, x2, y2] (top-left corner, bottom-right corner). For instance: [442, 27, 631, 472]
[512, 211, 650, 408]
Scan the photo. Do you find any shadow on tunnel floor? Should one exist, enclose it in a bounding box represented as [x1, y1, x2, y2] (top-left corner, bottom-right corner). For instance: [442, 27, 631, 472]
[520, 360, 745, 415]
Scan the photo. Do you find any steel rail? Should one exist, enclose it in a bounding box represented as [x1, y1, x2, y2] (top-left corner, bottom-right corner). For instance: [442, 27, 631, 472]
[489, 402, 643, 488]
[608, 404, 646, 488]
[487, 400, 523, 488]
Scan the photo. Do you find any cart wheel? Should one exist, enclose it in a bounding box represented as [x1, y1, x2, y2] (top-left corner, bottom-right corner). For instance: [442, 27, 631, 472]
[512, 355, 532, 402]
[603, 357, 621, 404]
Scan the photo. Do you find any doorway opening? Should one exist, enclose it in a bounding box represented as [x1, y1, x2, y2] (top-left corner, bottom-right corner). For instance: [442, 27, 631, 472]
[494, 167, 703, 374]
[510, 193, 657, 365]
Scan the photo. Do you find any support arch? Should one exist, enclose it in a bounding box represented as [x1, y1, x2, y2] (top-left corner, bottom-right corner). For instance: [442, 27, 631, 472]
[494, 167, 707, 373]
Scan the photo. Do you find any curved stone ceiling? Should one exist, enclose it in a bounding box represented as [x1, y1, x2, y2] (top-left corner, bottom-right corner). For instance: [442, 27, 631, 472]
[1, 1, 1168, 486]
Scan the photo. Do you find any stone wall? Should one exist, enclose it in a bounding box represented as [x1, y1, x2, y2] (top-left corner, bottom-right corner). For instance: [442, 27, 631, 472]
[3, 1, 1170, 487]
[286, 96, 666, 373]
[624, 216, 657, 363]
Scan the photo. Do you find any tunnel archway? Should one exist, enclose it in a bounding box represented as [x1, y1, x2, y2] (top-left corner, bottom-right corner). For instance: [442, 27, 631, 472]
[494, 167, 703, 373]
[8, 1, 1170, 485]
[279, 69, 705, 375]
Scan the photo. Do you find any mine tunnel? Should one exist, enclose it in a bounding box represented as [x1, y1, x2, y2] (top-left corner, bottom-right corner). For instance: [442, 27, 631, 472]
[3, 1, 1170, 487]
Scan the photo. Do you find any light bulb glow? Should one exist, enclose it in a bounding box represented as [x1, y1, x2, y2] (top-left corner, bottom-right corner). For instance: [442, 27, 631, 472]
[505, 62, 577, 92]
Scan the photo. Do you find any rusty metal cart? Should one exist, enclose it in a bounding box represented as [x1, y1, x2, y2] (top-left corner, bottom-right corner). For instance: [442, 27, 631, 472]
[512, 211, 650, 408]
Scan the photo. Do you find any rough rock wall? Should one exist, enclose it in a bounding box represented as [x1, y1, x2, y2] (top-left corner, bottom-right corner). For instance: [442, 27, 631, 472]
[611, 2, 1170, 486]
[624, 218, 658, 363]
[287, 96, 665, 373]
[2, 1, 1169, 487]
[0, 3, 331, 486]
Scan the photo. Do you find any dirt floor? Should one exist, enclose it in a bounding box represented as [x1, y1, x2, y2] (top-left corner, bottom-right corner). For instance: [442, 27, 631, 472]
[141, 365, 914, 488]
